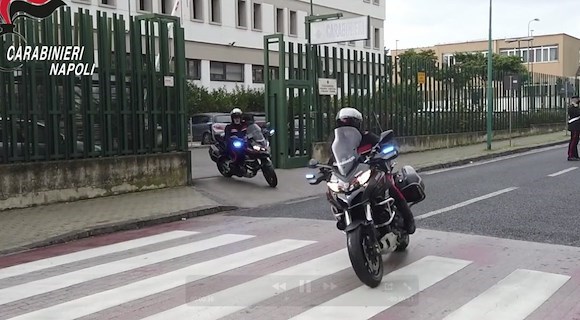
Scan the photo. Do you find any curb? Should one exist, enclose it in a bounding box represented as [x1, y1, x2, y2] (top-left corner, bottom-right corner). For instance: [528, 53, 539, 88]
[414, 140, 568, 173]
[0, 205, 238, 257]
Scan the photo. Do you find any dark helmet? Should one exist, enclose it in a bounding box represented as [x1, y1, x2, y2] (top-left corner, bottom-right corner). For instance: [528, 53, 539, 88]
[335, 107, 363, 131]
[230, 108, 243, 122]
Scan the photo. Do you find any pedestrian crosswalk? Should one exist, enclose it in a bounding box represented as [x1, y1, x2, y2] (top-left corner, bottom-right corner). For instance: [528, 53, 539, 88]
[0, 220, 578, 320]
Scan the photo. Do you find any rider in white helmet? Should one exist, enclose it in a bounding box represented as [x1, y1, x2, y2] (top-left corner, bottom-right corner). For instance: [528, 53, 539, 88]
[224, 107, 248, 168]
[327, 107, 416, 235]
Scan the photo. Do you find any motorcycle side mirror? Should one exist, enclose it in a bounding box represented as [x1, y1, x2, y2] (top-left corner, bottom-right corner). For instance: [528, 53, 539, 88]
[308, 159, 320, 169]
[379, 130, 394, 145]
[305, 171, 326, 185]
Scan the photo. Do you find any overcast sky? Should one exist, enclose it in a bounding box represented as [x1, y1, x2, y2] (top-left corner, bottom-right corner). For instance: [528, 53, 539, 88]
[383, 0, 580, 50]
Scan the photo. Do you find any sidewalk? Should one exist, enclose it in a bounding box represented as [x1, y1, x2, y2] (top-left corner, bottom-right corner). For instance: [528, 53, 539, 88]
[0, 131, 569, 256]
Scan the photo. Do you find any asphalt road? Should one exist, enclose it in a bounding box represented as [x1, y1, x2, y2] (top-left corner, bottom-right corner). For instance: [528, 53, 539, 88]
[228, 144, 580, 247]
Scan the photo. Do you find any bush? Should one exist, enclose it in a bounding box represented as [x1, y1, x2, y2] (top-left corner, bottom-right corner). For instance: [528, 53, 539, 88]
[185, 82, 265, 116]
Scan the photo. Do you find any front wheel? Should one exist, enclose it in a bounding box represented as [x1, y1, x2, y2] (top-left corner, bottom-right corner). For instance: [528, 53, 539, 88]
[262, 163, 278, 188]
[395, 233, 409, 252]
[217, 157, 233, 178]
[346, 225, 383, 288]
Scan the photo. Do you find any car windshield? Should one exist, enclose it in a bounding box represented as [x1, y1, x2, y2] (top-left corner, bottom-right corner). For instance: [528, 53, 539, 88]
[331, 126, 362, 176]
[215, 115, 230, 123]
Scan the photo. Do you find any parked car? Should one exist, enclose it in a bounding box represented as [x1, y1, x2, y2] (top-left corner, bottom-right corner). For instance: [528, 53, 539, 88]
[190, 113, 231, 145]
[0, 117, 101, 163]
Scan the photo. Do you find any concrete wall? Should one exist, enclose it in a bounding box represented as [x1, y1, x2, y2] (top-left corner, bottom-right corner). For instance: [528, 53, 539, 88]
[312, 123, 565, 164]
[0, 152, 190, 211]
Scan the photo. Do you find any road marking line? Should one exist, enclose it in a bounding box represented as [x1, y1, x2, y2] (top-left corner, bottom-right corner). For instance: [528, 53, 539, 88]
[415, 187, 518, 221]
[288, 255, 472, 320]
[10, 239, 316, 320]
[443, 269, 570, 320]
[422, 145, 565, 175]
[285, 196, 322, 205]
[548, 167, 578, 177]
[0, 231, 198, 281]
[142, 249, 352, 320]
[0, 234, 254, 305]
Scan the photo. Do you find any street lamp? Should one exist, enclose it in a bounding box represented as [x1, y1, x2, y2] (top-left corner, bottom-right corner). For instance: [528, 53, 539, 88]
[527, 19, 539, 72]
[486, 0, 493, 150]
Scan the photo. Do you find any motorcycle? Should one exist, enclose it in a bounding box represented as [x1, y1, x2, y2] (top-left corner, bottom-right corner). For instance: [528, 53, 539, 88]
[209, 122, 278, 188]
[305, 127, 426, 288]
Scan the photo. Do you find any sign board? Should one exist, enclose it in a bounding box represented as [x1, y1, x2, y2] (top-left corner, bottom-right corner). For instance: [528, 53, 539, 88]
[318, 78, 337, 95]
[310, 16, 369, 45]
[503, 74, 520, 91]
[164, 76, 174, 87]
[417, 72, 426, 85]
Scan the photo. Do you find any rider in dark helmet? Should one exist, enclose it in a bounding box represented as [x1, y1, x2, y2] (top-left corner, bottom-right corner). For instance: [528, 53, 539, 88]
[326, 107, 416, 235]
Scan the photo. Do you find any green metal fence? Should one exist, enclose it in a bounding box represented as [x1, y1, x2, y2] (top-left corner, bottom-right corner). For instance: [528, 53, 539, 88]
[0, 7, 187, 164]
[264, 36, 574, 168]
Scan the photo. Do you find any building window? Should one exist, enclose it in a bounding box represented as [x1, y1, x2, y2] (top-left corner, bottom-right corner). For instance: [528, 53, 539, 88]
[160, 0, 173, 14]
[443, 54, 455, 66]
[499, 45, 559, 63]
[210, 0, 221, 24]
[252, 65, 280, 82]
[276, 8, 284, 33]
[252, 65, 264, 83]
[186, 59, 201, 80]
[373, 28, 380, 49]
[373, 0, 379, 4]
[139, 0, 152, 11]
[289, 10, 297, 36]
[192, 0, 203, 21]
[210, 61, 244, 82]
[252, 2, 262, 30]
[237, 0, 248, 28]
[100, 0, 115, 6]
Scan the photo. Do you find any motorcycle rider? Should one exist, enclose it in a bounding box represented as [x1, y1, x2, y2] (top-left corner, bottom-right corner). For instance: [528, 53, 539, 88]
[224, 108, 248, 171]
[326, 107, 416, 235]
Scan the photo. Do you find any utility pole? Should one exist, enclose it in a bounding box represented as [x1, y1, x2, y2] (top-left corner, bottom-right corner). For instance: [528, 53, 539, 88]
[486, 0, 493, 150]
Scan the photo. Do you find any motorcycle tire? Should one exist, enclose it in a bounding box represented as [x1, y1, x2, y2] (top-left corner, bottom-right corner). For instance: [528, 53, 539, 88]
[346, 225, 383, 288]
[217, 157, 233, 178]
[395, 233, 409, 252]
[262, 164, 278, 188]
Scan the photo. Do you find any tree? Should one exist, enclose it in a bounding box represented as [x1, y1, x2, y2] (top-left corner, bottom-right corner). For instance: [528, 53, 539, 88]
[396, 49, 438, 83]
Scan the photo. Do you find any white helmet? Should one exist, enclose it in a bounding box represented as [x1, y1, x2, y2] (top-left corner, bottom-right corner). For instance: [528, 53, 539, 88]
[336, 107, 363, 130]
[230, 108, 243, 121]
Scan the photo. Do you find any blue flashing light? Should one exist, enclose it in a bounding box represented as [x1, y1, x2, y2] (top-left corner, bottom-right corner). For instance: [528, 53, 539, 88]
[381, 145, 395, 154]
[232, 140, 244, 149]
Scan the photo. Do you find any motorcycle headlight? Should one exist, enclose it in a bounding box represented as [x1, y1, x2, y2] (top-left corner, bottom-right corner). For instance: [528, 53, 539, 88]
[253, 145, 261, 151]
[327, 182, 340, 192]
[356, 170, 372, 185]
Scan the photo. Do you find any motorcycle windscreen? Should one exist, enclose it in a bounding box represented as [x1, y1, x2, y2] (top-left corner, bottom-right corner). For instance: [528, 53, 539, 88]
[246, 124, 267, 146]
[331, 126, 362, 176]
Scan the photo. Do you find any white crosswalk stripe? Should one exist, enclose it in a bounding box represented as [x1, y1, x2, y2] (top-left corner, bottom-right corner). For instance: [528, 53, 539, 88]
[0, 227, 577, 320]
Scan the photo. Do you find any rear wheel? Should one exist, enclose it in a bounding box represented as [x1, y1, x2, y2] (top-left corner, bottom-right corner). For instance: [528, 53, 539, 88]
[347, 225, 383, 288]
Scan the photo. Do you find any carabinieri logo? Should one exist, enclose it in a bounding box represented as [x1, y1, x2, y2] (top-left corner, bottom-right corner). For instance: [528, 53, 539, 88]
[0, 0, 96, 75]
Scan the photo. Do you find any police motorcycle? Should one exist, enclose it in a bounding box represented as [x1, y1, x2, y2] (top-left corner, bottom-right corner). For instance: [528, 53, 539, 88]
[209, 123, 278, 188]
[306, 127, 425, 288]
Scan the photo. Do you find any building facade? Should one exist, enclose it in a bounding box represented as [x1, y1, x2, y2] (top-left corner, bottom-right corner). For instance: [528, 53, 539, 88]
[393, 33, 580, 79]
[68, 0, 386, 90]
